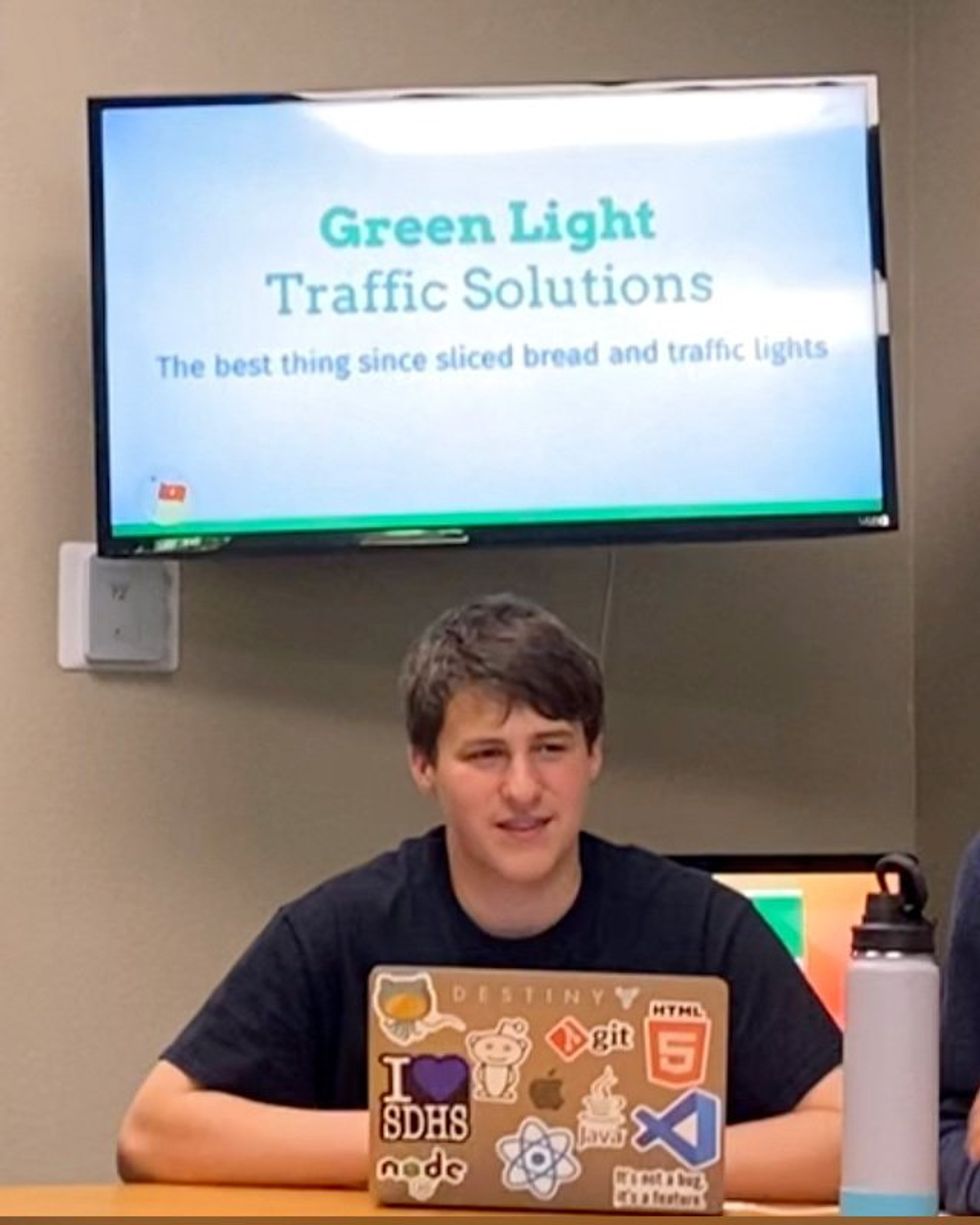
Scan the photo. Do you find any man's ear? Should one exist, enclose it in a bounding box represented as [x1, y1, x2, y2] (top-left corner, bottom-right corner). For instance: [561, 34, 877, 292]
[588, 734, 604, 782]
[408, 746, 436, 794]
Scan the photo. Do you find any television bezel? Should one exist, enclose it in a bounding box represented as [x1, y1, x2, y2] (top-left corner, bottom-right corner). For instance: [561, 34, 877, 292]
[88, 78, 898, 559]
[670, 852, 885, 875]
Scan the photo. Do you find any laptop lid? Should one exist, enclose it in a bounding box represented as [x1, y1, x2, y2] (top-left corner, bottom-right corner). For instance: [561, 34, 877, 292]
[368, 965, 728, 1214]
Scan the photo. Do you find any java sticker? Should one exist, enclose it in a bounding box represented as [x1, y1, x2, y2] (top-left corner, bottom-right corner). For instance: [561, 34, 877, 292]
[496, 1115, 582, 1201]
[643, 1000, 710, 1088]
[372, 971, 465, 1047]
[465, 1016, 531, 1103]
[375, 1146, 467, 1202]
[577, 1065, 628, 1150]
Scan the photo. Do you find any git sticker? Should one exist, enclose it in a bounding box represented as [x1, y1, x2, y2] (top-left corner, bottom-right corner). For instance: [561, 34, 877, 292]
[465, 1017, 531, 1103]
[496, 1116, 582, 1201]
[372, 971, 465, 1047]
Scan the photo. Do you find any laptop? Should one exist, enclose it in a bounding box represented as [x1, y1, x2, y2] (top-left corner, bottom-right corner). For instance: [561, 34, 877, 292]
[368, 965, 728, 1214]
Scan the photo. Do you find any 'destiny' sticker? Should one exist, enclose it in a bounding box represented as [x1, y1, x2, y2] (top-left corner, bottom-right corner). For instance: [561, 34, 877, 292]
[612, 1165, 709, 1212]
[375, 1146, 467, 1202]
[577, 1065, 628, 1150]
[372, 971, 466, 1047]
[496, 1115, 582, 1201]
[465, 1016, 532, 1104]
[614, 985, 641, 1010]
[378, 1052, 471, 1143]
[643, 1000, 711, 1088]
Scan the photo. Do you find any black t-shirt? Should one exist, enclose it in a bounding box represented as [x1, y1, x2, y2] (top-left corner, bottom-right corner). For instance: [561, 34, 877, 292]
[164, 827, 841, 1124]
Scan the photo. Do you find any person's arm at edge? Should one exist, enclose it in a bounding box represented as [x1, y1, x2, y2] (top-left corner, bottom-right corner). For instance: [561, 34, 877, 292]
[941, 1090, 980, 1214]
[723, 1065, 841, 1203]
[117, 1060, 369, 1187]
[939, 834, 980, 1214]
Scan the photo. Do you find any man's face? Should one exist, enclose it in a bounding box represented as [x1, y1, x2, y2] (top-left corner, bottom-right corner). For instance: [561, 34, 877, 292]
[409, 684, 602, 888]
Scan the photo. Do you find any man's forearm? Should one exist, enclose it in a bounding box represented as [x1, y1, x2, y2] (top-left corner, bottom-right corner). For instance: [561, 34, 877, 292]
[724, 1109, 840, 1203]
[119, 1093, 369, 1187]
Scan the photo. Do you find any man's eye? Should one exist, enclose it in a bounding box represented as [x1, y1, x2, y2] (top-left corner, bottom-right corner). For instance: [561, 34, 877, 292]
[468, 748, 503, 761]
[537, 742, 568, 756]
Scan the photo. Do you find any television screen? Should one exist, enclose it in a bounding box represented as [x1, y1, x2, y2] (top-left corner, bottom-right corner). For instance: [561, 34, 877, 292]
[88, 77, 896, 557]
[674, 854, 881, 1027]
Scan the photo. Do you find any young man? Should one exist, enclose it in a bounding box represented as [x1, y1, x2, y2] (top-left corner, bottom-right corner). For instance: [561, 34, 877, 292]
[118, 593, 842, 1200]
[940, 832, 980, 1213]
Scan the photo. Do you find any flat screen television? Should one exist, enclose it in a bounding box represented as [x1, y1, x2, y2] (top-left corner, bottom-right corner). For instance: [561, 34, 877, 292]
[88, 76, 895, 558]
[673, 853, 883, 1027]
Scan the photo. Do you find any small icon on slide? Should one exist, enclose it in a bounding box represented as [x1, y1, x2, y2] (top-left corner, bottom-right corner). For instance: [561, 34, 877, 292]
[149, 477, 189, 526]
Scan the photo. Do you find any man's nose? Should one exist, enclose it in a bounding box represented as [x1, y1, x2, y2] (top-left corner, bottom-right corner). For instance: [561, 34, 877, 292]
[501, 753, 543, 806]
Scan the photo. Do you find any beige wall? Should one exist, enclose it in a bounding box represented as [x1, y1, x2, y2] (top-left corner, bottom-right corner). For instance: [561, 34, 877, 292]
[912, 0, 980, 944]
[0, 0, 958, 1184]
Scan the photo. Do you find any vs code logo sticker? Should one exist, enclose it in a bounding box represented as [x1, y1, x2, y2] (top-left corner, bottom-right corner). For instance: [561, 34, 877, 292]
[643, 1000, 711, 1088]
[630, 1089, 721, 1170]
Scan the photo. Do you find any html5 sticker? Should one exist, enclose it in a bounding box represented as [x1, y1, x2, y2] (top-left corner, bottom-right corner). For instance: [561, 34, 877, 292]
[643, 1000, 711, 1089]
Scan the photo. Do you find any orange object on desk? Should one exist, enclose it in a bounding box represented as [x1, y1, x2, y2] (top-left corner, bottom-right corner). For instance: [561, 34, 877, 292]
[0, 1184, 837, 1217]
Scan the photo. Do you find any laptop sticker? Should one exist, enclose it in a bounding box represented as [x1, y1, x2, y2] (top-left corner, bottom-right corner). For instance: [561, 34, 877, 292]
[496, 1115, 583, 1200]
[589, 1018, 635, 1056]
[546, 1015, 635, 1062]
[612, 1164, 710, 1212]
[465, 1016, 531, 1103]
[644, 1001, 711, 1088]
[528, 1068, 565, 1111]
[545, 1015, 590, 1062]
[372, 971, 465, 1047]
[375, 1146, 467, 1201]
[614, 985, 641, 1010]
[378, 1053, 470, 1142]
[576, 1065, 628, 1150]
[630, 1089, 722, 1169]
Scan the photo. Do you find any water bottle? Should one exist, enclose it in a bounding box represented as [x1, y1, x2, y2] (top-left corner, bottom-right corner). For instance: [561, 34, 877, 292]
[840, 852, 939, 1216]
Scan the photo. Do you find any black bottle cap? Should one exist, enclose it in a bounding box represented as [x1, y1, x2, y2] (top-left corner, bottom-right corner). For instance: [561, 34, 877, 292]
[851, 852, 935, 954]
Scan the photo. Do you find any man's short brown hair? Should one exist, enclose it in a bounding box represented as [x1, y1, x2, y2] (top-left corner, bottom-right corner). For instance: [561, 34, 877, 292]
[400, 593, 604, 761]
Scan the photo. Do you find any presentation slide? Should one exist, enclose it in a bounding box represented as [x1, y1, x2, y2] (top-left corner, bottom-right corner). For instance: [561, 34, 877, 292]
[716, 870, 877, 1026]
[97, 83, 886, 536]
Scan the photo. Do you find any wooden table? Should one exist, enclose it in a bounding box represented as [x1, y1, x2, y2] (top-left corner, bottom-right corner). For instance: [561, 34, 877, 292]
[0, 1185, 838, 1217]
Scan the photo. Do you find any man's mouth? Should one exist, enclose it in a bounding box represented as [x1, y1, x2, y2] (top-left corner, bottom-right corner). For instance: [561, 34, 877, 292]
[497, 815, 553, 835]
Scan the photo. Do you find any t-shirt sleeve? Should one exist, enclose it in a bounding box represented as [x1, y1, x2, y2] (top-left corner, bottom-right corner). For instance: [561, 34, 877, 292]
[940, 835, 980, 1214]
[162, 908, 326, 1108]
[705, 886, 843, 1124]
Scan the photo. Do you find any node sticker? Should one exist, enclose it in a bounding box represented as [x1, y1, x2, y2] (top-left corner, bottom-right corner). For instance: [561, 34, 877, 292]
[375, 1146, 467, 1202]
